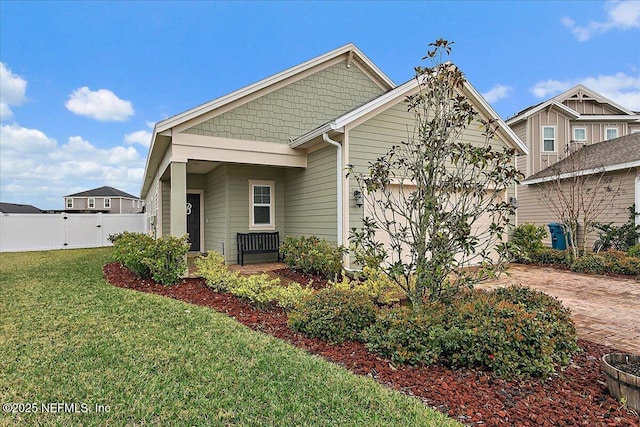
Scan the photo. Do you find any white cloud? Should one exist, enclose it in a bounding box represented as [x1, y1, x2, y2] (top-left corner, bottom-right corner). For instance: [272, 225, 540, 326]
[562, 0, 640, 41]
[65, 87, 134, 122]
[125, 130, 152, 148]
[530, 72, 640, 110]
[482, 84, 513, 103]
[0, 124, 144, 209]
[0, 63, 28, 121]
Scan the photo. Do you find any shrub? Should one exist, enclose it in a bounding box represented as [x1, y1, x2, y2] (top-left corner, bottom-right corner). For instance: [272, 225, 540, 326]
[593, 206, 640, 252]
[288, 288, 377, 344]
[332, 267, 402, 306]
[110, 232, 189, 285]
[110, 231, 155, 279]
[529, 248, 571, 266]
[195, 252, 241, 292]
[570, 251, 640, 277]
[281, 235, 347, 279]
[628, 244, 640, 258]
[509, 223, 547, 263]
[195, 252, 312, 309]
[362, 305, 448, 365]
[569, 254, 607, 275]
[144, 235, 191, 285]
[362, 286, 579, 379]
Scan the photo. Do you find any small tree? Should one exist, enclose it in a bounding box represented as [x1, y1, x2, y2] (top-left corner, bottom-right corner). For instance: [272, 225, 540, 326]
[348, 40, 521, 310]
[536, 147, 628, 258]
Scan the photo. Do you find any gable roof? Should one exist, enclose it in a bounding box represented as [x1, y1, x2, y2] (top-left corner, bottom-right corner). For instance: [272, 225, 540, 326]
[522, 132, 640, 184]
[154, 44, 395, 134]
[142, 43, 396, 198]
[65, 186, 140, 199]
[291, 69, 528, 155]
[0, 202, 43, 213]
[506, 84, 640, 125]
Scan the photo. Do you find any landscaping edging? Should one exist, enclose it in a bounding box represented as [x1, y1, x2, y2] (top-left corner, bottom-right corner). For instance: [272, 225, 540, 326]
[103, 262, 640, 426]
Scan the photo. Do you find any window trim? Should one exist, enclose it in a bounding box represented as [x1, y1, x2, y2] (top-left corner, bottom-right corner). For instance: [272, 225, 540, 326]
[88, 198, 95, 209]
[573, 127, 587, 142]
[542, 126, 556, 153]
[249, 180, 275, 230]
[605, 127, 618, 140]
[66, 198, 73, 209]
[104, 198, 111, 208]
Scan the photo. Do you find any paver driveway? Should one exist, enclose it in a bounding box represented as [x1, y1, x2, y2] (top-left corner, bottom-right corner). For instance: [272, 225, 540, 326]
[478, 265, 640, 354]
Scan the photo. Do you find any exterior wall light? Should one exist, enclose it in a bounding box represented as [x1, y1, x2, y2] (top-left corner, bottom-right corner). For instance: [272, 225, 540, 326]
[354, 190, 364, 207]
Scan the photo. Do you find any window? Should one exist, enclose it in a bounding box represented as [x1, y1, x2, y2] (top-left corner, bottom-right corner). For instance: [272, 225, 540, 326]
[605, 127, 618, 140]
[573, 127, 586, 142]
[542, 126, 556, 152]
[66, 198, 73, 209]
[88, 198, 95, 209]
[249, 180, 274, 228]
[104, 198, 111, 208]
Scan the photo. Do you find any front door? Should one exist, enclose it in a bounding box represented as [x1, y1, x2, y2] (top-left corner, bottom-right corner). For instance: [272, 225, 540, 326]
[186, 193, 201, 252]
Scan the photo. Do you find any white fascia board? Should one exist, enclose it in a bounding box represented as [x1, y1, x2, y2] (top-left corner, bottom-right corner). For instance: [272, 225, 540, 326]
[575, 115, 640, 122]
[155, 44, 394, 134]
[506, 101, 579, 125]
[462, 81, 529, 155]
[553, 84, 635, 116]
[522, 160, 640, 185]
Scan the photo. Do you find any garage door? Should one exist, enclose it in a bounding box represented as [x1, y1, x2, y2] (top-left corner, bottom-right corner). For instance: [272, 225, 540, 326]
[364, 184, 504, 266]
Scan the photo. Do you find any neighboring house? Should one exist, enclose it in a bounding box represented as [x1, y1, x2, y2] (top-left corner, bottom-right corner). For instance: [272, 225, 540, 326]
[506, 86, 640, 247]
[0, 203, 43, 213]
[140, 43, 527, 263]
[64, 186, 144, 214]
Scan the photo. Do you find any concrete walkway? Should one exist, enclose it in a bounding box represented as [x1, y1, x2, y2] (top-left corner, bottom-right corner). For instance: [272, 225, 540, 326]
[478, 265, 640, 354]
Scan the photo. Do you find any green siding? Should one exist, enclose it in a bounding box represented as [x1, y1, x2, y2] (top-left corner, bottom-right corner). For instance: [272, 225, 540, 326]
[204, 165, 228, 257]
[348, 102, 514, 233]
[284, 146, 338, 242]
[161, 180, 171, 237]
[203, 164, 286, 264]
[184, 61, 386, 143]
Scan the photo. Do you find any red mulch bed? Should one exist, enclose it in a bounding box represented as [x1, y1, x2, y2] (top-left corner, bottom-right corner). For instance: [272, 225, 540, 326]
[103, 262, 639, 426]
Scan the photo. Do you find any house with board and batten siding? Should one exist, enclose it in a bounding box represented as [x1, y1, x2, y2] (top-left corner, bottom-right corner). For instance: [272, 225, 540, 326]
[140, 44, 527, 264]
[506, 85, 640, 248]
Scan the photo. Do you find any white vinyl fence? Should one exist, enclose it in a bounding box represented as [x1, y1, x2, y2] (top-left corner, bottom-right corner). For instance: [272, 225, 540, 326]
[0, 213, 147, 253]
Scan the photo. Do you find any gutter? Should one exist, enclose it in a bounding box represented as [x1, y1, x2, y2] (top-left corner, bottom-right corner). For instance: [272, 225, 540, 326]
[323, 133, 343, 246]
[522, 160, 640, 185]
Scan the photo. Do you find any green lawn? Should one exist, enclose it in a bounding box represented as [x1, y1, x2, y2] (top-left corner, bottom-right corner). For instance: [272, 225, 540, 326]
[0, 248, 459, 426]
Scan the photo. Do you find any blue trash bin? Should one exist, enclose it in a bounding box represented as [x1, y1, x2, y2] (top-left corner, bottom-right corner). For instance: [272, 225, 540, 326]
[548, 223, 571, 250]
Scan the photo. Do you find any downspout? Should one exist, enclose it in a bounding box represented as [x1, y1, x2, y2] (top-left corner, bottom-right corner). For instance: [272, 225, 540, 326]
[323, 133, 343, 245]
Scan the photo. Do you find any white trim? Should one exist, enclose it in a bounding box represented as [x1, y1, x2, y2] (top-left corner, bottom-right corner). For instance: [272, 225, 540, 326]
[65, 198, 73, 209]
[575, 115, 640, 122]
[88, 198, 95, 209]
[249, 180, 275, 230]
[156, 44, 394, 133]
[291, 73, 529, 155]
[605, 127, 619, 141]
[522, 160, 640, 185]
[635, 173, 640, 228]
[104, 198, 111, 209]
[573, 127, 587, 142]
[541, 125, 557, 153]
[506, 100, 580, 125]
[552, 84, 635, 116]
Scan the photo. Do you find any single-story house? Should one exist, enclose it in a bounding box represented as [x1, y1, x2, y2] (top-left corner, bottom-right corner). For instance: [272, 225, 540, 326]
[64, 186, 144, 214]
[0, 202, 43, 214]
[519, 133, 640, 248]
[140, 43, 528, 263]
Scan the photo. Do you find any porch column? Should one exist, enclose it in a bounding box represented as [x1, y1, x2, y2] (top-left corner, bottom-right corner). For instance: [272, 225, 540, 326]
[170, 161, 187, 237]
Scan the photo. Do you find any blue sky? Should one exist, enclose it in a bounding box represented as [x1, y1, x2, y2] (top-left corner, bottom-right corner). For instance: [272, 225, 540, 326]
[1, 0, 639, 210]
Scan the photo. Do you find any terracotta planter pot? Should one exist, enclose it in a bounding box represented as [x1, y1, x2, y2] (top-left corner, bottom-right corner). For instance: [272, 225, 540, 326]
[602, 353, 640, 411]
